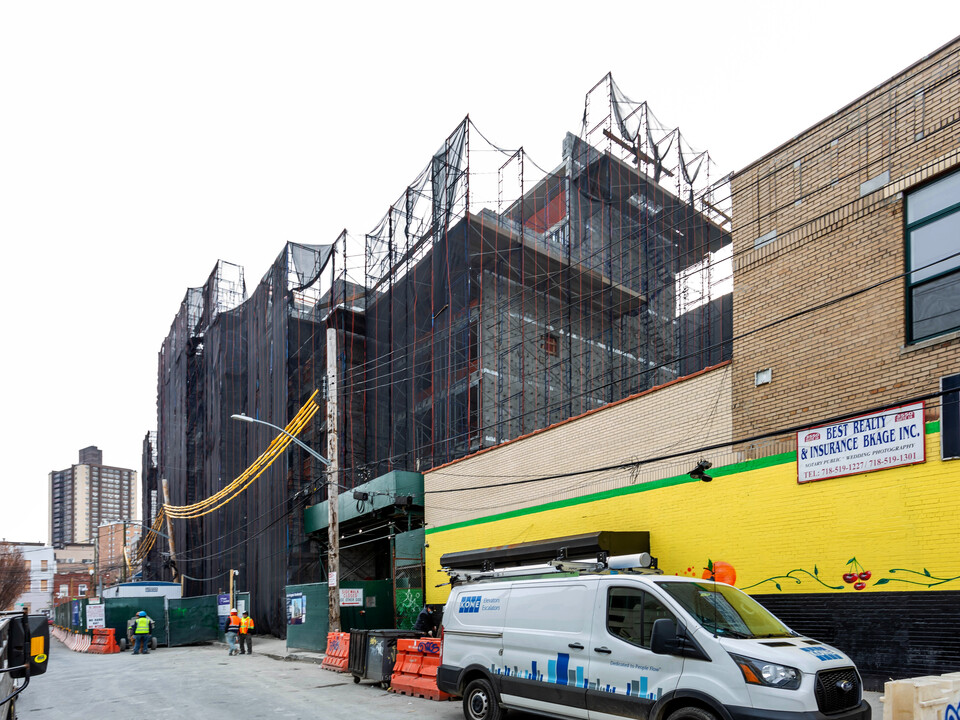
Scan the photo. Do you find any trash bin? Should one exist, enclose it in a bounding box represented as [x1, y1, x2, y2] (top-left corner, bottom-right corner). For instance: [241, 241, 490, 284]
[349, 629, 420, 686]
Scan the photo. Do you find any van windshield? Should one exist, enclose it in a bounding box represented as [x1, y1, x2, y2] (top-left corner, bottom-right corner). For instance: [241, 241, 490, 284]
[655, 582, 794, 639]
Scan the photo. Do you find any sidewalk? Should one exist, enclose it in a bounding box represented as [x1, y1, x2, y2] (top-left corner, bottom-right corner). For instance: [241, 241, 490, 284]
[234, 635, 884, 715]
[215, 634, 328, 665]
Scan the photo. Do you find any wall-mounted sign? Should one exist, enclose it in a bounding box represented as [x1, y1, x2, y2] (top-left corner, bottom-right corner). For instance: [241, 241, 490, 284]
[217, 594, 231, 616]
[86, 603, 105, 630]
[339, 588, 363, 607]
[797, 401, 925, 483]
[287, 592, 305, 625]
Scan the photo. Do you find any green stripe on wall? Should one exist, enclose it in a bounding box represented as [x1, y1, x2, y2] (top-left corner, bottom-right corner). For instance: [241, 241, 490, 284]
[427, 422, 941, 535]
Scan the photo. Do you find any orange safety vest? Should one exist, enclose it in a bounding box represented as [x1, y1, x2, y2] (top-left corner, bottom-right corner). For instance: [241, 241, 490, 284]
[227, 614, 241, 631]
[240, 617, 254, 634]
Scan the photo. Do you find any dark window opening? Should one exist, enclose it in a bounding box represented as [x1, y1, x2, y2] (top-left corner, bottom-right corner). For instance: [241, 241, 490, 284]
[543, 334, 559, 357]
[906, 169, 960, 342]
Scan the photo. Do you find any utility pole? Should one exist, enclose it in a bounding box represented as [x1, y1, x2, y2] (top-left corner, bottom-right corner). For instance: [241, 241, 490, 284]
[161, 479, 179, 589]
[326, 326, 340, 632]
[229, 568, 236, 610]
[121, 521, 127, 582]
[93, 527, 101, 596]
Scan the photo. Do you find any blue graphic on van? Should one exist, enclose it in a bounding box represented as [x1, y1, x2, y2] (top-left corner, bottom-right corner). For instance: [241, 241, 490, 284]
[801, 646, 843, 661]
[458, 595, 482, 613]
[489, 652, 661, 700]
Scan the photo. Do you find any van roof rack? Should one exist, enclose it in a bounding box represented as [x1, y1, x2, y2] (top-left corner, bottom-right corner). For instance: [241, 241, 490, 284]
[441, 552, 661, 586]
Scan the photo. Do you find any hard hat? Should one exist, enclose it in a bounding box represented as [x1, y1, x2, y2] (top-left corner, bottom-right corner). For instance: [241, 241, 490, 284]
[230, 608, 237, 613]
[138, 611, 146, 617]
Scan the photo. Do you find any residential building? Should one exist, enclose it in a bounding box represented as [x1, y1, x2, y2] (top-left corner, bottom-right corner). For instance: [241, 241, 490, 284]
[12, 543, 55, 614]
[96, 521, 141, 588]
[49, 446, 138, 545]
[52, 543, 95, 601]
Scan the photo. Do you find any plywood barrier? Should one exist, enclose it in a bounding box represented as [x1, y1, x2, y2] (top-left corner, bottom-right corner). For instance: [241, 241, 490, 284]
[882, 673, 960, 720]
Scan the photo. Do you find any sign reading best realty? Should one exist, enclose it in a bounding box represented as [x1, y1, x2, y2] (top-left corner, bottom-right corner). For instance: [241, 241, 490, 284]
[797, 401, 925, 483]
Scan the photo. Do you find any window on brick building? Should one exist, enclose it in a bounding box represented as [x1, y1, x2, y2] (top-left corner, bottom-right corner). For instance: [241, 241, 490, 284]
[906, 169, 960, 342]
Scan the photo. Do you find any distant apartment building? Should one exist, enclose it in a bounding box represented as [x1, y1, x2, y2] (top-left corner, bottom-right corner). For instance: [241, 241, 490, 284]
[49, 446, 138, 546]
[13, 543, 55, 614]
[53, 543, 95, 601]
[96, 520, 141, 587]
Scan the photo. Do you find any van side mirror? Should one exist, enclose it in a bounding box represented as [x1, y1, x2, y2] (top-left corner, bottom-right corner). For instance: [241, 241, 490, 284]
[9, 614, 50, 678]
[650, 618, 680, 655]
[650, 617, 710, 661]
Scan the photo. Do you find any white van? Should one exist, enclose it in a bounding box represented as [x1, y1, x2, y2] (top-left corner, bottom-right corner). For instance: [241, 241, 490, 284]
[437, 562, 870, 720]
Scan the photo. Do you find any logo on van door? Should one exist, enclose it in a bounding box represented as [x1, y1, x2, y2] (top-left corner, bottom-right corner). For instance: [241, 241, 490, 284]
[458, 595, 482, 613]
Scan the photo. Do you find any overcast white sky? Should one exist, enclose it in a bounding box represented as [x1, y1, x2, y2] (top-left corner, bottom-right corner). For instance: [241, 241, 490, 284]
[1, 1, 958, 543]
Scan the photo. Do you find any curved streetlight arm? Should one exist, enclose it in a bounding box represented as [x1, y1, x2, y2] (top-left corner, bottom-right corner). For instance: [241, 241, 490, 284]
[231, 413, 331, 466]
[137, 522, 171, 541]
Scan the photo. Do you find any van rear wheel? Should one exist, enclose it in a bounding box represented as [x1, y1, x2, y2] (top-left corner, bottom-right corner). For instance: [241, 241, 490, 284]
[666, 707, 718, 720]
[463, 678, 502, 720]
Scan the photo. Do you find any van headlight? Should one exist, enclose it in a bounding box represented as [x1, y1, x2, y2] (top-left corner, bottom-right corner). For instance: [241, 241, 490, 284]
[729, 653, 801, 690]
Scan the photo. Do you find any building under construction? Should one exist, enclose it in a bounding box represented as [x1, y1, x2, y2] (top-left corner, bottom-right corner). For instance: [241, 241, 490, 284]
[152, 246, 352, 634]
[148, 74, 733, 633]
[343, 74, 732, 478]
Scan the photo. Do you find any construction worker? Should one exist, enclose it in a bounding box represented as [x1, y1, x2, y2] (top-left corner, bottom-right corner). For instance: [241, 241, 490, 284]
[414, 604, 441, 637]
[225, 608, 241, 656]
[239, 611, 254, 655]
[131, 611, 154, 655]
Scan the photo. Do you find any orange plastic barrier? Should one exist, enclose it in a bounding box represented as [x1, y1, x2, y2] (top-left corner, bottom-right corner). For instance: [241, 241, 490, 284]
[321, 632, 350, 672]
[88, 628, 121, 654]
[390, 637, 452, 701]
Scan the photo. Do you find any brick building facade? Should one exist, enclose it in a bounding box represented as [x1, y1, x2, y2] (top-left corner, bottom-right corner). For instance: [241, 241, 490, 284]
[730, 37, 960, 450]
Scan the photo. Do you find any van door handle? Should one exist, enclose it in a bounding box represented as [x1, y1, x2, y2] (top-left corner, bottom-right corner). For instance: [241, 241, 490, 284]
[594, 646, 612, 654]
[568, 643, 584, 650]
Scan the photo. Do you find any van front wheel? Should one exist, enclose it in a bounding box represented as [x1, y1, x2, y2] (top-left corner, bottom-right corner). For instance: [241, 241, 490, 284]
[666, 707, 718, 720]
[463, 678, 502, 720]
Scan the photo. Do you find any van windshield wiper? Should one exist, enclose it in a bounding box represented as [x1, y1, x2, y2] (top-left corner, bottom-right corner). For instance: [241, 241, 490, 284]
[702, 626, 751, 638]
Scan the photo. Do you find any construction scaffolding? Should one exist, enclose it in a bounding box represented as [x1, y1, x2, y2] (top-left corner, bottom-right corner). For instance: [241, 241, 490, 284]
[151, 75, 733, 632]
[341, 73, 733, 479]
[155, 247, 341, 635]
[139, 431, 161, 581]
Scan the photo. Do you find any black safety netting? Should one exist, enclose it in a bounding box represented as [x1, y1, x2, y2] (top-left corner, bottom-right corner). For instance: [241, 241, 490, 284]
[153, 74, 733, 636]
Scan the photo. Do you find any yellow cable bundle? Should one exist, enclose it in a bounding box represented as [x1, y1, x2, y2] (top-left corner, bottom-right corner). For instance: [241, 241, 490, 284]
[133, 509, 166, 561]
[163, 391, 321, 520]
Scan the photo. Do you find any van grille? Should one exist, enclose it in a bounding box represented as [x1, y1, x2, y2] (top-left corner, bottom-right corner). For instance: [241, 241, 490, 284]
[814, 668, 861, 714]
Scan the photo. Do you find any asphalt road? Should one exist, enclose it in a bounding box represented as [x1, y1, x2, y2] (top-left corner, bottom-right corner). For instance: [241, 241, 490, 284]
[15, 639, 465, 720]
[16, 637, 882, 720]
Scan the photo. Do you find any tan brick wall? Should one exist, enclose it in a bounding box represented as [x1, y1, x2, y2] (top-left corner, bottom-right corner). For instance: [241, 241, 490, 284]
[425, 363, 732, 528]
[731, 38, 960, 450]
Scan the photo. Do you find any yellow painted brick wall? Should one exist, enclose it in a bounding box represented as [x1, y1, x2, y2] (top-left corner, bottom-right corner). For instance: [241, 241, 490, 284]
[730, 38, 960, 450]
[426, 427, 960, 604]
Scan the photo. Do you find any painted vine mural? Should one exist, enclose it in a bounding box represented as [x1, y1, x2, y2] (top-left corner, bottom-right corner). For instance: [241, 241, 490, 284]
[674, 557, 960, 591]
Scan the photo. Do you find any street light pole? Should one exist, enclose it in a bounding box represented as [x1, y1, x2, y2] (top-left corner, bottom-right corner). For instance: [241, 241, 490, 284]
[230, 401, 338, 629]
[229, 414, 331, 466]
